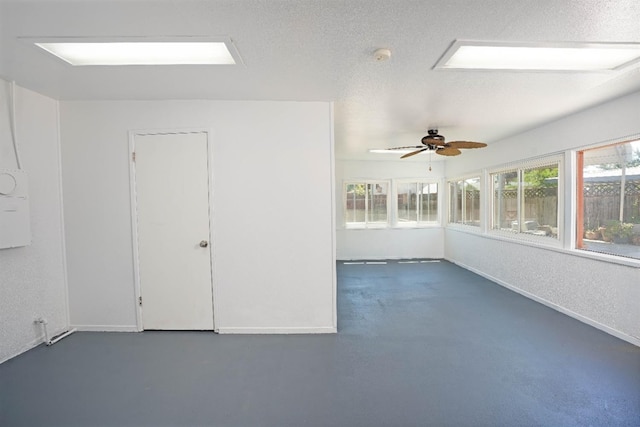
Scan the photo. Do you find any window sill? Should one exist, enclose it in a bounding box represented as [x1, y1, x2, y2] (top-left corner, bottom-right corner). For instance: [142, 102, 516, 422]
[446, 223, 483, 233]
[488, 229, 561, 247]
[342, 225, 443, 231]
[572, 247, 640, 268]
[393, 223, 441, 229]
[344, 225, 388, 230]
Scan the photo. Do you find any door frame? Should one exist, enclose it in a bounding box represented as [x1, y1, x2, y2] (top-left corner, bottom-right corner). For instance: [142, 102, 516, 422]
[128, 128, 217, 332]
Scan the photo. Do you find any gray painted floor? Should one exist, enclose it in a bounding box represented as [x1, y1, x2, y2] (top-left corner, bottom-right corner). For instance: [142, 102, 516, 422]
[1, 260, 639, 426]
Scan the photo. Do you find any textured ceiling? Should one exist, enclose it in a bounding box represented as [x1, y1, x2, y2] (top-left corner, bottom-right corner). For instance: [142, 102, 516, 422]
[1, 0, 639, 160]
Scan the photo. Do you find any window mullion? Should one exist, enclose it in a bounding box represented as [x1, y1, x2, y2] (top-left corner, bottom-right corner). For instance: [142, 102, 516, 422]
[416, 183, 421, 222]
[462, 181, 467, 224]
[517, 169, 523, 232]
[364, 184, 370, 226]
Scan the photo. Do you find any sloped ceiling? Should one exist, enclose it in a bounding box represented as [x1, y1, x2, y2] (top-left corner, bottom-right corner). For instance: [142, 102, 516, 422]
[1, 0, 639, 160]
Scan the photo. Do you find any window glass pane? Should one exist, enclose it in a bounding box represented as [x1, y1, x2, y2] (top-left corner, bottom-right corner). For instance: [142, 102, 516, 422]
[367, 183, 388, 223]
[419, 183, 438, 222]
[521, 165, 558, 238]
[579, 139, 640, 260]
[397, 182, 417, 223]
[463, 177, 481, 226]
[492, 170, 518, 231]
[345, 183, 365, 224]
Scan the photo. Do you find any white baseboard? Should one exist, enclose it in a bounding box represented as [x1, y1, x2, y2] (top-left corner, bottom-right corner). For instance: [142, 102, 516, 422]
[72, 325, 338, 334]
[446, 257, 640, 348]
[71, 325, 139, 332]
[338, 257, 443, 261]
[216, 326, 337, 334]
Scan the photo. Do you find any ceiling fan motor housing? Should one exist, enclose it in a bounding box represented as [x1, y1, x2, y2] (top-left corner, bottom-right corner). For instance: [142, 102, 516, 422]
[421, 129, 445, 146]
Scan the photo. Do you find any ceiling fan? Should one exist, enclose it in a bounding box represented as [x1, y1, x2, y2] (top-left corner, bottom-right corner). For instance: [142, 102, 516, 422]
[389, 129, 487, 158]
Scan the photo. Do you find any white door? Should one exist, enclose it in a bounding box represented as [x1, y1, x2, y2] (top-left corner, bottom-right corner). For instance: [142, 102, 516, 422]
[134, 132, 214, 330]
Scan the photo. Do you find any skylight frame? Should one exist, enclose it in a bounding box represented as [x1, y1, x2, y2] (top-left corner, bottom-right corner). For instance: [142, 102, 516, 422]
[433, 40, 640, 72]
[24, 36, 244, 66]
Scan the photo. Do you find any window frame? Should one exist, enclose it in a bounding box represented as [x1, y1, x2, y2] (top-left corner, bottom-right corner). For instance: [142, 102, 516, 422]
[575, 137, 640, 261]
[393, 179, 441, 228]
[343, 180, 390, 229]
[488, 155, 563, 246]
[447, 175, 482, 229]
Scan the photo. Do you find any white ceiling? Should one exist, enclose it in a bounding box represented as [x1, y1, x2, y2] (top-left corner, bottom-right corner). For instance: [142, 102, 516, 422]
[1, 0, 639, 160]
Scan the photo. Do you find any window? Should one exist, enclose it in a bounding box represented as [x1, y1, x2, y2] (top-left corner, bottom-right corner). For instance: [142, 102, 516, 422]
[577, 138, 640, 260]
[448, 177, 480, 226]
[396, 181, 438, 226]
[344, 181, 389, 228]
[491, 161, 560, 240]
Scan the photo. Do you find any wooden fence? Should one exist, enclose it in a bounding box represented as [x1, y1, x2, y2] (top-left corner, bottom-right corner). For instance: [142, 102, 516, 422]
[493, 188, 558, 228]
[583, 180, 640, 228]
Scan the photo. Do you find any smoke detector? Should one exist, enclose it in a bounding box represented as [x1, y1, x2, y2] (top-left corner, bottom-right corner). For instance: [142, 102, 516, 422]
[373, 48, 391, 61]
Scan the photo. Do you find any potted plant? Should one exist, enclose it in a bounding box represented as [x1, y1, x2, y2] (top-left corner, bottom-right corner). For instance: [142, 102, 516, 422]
[603, 220, 634, 244]
[584, 228, 601, 240]
[631, 217, 640, 246]
[631, 217, 640, 245]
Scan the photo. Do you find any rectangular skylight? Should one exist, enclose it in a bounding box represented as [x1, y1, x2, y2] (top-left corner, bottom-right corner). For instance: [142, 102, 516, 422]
[34, 41, 237, 66]
[434, 40, 640, 71]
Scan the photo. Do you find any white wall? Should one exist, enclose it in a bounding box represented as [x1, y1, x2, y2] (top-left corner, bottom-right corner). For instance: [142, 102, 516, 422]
[445, 91, 640, 177]
[0, 82, 68, 363]
[336, 159, 445, 260]
[444, 90, 640, 345]
[60, 100, 335, 333]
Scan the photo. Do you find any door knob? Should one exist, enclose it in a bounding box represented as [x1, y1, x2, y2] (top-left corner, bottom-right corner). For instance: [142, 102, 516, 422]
[199, 240, 208, 248]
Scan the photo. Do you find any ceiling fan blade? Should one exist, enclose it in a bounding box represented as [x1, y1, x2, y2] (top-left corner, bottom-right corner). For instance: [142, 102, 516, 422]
[447, 140, 488, 149]
[401, 148, 429, 158]
[436, 147, 462, 156]
[387, 145, 425, 150]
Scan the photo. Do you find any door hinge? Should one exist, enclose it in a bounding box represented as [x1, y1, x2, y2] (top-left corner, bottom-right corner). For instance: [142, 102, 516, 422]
[132, 152, 136, 162]
[138, 296, 142, 306]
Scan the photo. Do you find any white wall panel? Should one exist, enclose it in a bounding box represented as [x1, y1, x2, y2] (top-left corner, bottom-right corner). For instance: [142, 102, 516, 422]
[60, 100, 335, 332]
[446, 91, 640, 177]
[337, 228, 444, 260]
[0, 83, 68, 363]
